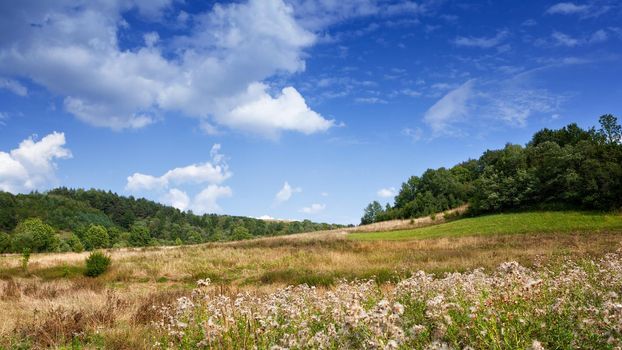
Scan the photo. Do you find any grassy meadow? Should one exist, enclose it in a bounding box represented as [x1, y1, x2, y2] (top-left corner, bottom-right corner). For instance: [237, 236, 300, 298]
[1, 211, 622, 348]
[349, 211, 622, 241]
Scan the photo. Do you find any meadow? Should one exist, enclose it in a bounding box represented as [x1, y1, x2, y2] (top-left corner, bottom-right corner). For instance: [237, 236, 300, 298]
[1, 211, 622, 348]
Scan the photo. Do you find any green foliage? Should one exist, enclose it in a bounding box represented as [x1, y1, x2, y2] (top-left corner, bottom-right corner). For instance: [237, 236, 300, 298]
[0, 231, 10, 253]
[231, 226, 252, 241]
[21, 249, 30, 272]
[62, 233, 84, 252]
[12, 218, 59, 253]
[598, 114, 622, 144]
[367, 115, 622, 224]
[0, 188, 344, 253]
[0, 192, 17, 231]
[129, 223, 151, 247]
[81, 224, 109, 250]
[361, 201, 384, 225]
[84, 251, 111, 277]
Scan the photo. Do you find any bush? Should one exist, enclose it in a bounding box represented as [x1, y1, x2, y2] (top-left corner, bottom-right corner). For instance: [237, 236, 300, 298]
[84, 251, 111, 277]
[12, 218, 59, 253]
[82, 224, 109, 250]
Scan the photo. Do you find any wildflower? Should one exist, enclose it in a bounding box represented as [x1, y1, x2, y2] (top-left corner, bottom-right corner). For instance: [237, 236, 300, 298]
[529, 340, 545, 350]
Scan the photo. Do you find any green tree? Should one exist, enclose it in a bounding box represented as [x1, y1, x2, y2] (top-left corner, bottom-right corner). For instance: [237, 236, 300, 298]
[598, 114, 621, 144]
[361, 201, 384, 225]
[0, 232, 11, 253]
[129, 223, 151, 247]
[0, 192, 17, 231]
[12, 218, 59, 253]
[232, 226, 252, 241]
[82, 224, 110, 250]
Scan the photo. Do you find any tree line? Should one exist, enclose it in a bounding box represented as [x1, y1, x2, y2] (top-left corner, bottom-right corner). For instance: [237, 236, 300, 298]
[362, 114, 622, 224]
[0, 188, 344, 253]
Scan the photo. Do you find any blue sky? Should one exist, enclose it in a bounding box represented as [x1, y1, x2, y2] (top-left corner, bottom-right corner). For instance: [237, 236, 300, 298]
[0, 0, 621, 224]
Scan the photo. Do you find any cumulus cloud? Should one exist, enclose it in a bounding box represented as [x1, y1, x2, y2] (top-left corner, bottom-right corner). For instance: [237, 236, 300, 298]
[377, 187, 396, 198]
[0, 132, 71, 193]
[546, 2, 589, 15]
[192, 185, 233, 213]
[126, 144, 233, 214]
[454, 30, 509, 49]
[275, 181, 302, 203]
[161, 188, 190, 211]
[0, 0, 334, 137]
[300, 203, 326, 214]
[126, 146, 231, 192]
[221, 84, 334, 138]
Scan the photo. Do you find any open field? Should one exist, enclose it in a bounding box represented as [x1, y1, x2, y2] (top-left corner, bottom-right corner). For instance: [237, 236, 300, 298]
[1, 211, 622, 348]
[350, 211, 622, 241]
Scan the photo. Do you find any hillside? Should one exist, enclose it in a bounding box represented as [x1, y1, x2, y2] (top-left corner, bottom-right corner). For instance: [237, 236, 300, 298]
[349, 211, 622, 240]
[361, 115, 622, 225]
[0, 188, 344, 253]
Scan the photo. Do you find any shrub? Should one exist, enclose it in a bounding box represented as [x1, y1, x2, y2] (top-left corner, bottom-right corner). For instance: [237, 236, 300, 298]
[21, 249, 30, 272]
[84, 251, 111, 277]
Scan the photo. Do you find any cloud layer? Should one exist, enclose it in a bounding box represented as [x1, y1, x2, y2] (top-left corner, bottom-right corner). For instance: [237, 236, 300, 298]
[0, 132, 71, 193]
[0, 0, 334, 137]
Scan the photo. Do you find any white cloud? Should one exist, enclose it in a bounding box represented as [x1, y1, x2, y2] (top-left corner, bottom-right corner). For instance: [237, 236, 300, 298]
[552, 31, 580, 47]
[589, 29, 608, 43]
[423, 77, 564, 135]
[192, 185, 233, 213]
[300, 203, 326, 214]
[0, 78, 27, 96]
[0, 132, 71, 193]
[126, 144, 231, 192]
[221, 83, 334, 138]
[161, 188, 190, 211]
[160, 185, 232, 214]
[423, 80, 474, 134]
[402, 127, 423, 142]
[288, 0, 432, 31]
[126, 144, 233, 214]
[275, 181, 302, 203]
[546, 2, 589, 15]
[355, 97, 388, 104]
[377, 187, 396, 198]
[454, 30, 509, 49]
[548, 30, 609, 47]
[0, 0, 335, 137]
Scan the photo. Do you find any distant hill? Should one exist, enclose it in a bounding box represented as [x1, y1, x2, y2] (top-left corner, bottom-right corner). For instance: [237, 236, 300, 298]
[362, 114, 622, 224]
[0, 188, 344, 253]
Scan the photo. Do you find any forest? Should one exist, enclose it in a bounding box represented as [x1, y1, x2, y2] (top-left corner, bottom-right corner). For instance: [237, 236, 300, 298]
[362, 114, 622, 224]
[0, 188, 344, 253]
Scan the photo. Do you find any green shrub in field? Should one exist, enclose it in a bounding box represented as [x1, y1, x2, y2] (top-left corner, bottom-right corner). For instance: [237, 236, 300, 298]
[84, 251, 111, 277]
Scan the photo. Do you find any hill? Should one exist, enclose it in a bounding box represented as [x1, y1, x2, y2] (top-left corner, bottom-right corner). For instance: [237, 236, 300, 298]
[0, 188, 344, 253]
[361, 114, 622, 225]
[349, 210, 622, 240]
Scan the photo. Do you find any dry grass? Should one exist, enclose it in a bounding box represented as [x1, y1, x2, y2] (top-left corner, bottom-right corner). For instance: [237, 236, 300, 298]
[1, 227, 622, 348]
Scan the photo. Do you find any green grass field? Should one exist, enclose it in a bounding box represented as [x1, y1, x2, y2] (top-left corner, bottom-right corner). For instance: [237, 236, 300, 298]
[349, 211, 622, 241]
